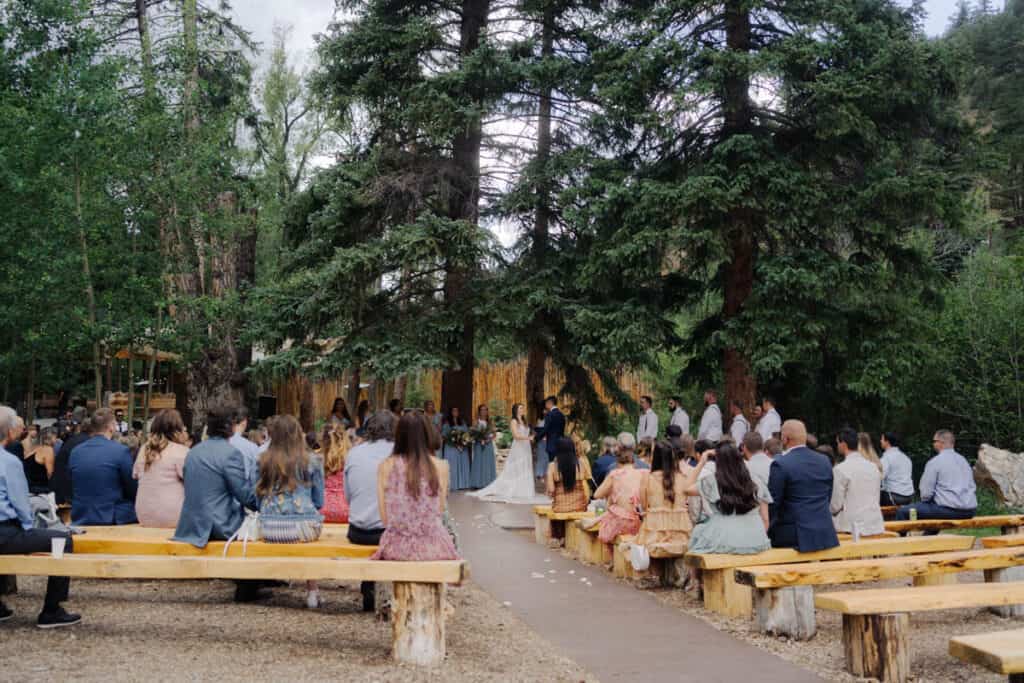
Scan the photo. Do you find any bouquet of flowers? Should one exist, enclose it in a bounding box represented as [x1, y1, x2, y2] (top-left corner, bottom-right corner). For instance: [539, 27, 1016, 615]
[445, 428, 473, 451]
[469, 424, 492, 445]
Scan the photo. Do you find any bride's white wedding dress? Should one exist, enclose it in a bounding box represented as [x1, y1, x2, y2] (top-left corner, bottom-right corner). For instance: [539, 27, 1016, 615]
[468, 420, 550, 504]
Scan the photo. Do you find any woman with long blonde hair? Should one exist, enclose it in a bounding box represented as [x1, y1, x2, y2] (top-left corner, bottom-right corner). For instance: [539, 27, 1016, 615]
[133, 410, 190, 528]
[858, 432, 883, 473]
[320, 425, 351, 523]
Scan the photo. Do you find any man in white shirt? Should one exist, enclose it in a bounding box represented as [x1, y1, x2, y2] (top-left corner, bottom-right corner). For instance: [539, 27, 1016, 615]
[755, 396, 781, 441]
[879, 431, 914, 506]
[114, 410, 129, 435]
[729, 400, 749, 444]
[741, 431, 772, 495]
[697, 389, 723, 442]
[636, 395, 658, 443]
[228, 407, 260, 481]
[667, 396, 689, 436]
[831, 427, 885, 536]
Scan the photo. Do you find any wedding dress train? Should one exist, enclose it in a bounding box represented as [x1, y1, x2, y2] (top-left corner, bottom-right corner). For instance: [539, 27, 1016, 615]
[468, 420, 550, 504]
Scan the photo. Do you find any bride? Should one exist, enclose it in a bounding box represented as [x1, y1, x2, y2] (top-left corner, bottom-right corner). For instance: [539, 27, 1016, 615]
[469, 403, 550, 504]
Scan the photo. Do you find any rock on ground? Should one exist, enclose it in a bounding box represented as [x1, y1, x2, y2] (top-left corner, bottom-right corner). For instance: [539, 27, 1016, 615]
[975, 444, 1024, 507]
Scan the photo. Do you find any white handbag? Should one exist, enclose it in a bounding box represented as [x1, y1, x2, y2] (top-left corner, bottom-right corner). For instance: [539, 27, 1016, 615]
[629, 542, 651, 572]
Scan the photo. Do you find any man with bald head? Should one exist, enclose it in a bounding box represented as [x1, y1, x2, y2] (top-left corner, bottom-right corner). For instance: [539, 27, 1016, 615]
[767, 419, 839, 552]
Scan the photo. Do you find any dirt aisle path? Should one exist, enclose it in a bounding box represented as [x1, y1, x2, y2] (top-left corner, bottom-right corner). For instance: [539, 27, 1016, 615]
[450, 494, 823, 683]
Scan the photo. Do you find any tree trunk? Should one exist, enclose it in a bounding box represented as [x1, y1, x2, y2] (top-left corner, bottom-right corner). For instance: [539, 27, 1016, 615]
[25, 355, 35, 425]
[721, 1, 758, 412]
[127, 345, 136, 428]
[391, 582, 446, 666]
[299, 378, 315, 432]
[842, 613, 909, 683]
[74, 162, 103, 407]
[143, 307, 162, 433]
[347, 366, 361, 414]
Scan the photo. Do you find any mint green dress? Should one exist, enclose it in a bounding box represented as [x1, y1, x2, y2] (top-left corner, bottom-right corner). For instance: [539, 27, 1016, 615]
[687, 476, 771, 554]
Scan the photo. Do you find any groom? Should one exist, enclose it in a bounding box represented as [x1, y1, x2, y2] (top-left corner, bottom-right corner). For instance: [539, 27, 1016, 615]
[535, 395, 565, 477]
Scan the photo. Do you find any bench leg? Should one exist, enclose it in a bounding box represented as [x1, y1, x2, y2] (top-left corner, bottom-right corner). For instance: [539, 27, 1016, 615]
[1001, 525, 1023, 536]
[658, 557, 687, 588]
[549, 520, 566, 547]
[754, 586, 816, 640]
[702, 568, 752, 618]
[984, 566, 1024, 617]
[391, 582, 446, 666]
[612, 542, 630, 578]
[912, 572, 957, 587]
[565, 523, 580, 556]
[375, 581, 394, 621]
[843, 613, 909, 683]
[534, 514, 551, 545]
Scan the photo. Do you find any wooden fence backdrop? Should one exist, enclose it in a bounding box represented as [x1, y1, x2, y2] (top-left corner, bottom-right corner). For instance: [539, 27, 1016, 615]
[273, 357, 650, 426]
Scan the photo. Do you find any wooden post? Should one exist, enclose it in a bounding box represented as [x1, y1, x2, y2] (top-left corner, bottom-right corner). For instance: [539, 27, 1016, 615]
[842, 613, 909, 683]
[983, 566, 1024, 617]
[754, 586, 816, 640]
[702, 568, 753, 618]
[533, 512, 551, 545]
[657, 557, 688, 588]
[564, 522, 581, 556]
[391, 582, 445, 666]
[912, 572, 958, 587]
[375, 581, 394, 621]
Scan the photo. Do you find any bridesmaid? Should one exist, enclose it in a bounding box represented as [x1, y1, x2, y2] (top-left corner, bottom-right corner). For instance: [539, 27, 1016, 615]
[469, 404, 497, 489]
[441, 406, 471, 491]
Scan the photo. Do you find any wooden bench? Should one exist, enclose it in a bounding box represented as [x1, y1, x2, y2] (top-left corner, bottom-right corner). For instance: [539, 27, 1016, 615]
[816, 581, 1024, 683]
[0, 553, 465, 666]
[885, 514, 1024, 536]
[684, 534, 975, 618]
[571, 520, 612, 566]
[881, 505, 899, 520]
[532, 506, 593, 545]
[985, 534, 1024, 549]
[736, 546, 1024, 639]
[950, 628, 1024, 682]
[837, 530, 899, 540]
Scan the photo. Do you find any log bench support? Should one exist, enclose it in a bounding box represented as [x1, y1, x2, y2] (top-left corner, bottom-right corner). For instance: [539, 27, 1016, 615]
[843, 613, 909, 683]
[983, 566, 1024, 617]
[653, 557, 688, 588]
[754, 586, 816, 640]
[392, 582, 446, 666]
[534, 513, 552, 545]
[576, 526, 611, 566]
[702, 568, 753, 618]
[912, 572, 958, 587]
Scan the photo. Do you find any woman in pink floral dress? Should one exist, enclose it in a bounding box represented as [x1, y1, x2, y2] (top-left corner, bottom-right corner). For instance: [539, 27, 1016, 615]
[372, 413, 459, 561]
[593, 444, 649, 547]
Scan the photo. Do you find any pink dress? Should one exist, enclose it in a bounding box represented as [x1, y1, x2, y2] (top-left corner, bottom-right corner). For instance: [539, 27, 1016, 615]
[133, 442, 188, 528]
[372, 458, 459, 561]
[320, 469, 349, 523]
[598, 467, 648, 545]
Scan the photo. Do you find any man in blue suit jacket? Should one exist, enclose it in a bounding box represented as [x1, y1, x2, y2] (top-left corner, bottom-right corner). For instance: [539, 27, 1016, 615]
[767, 419, 839, 552]
[68, 409, 137, 526]
[536, 396, 566, 465]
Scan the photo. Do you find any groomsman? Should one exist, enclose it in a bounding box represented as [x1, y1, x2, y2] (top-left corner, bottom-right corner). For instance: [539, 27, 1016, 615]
[755, 396, 782, 441]
[668, 396, 689, 435]
[637, 396, 658, 442]
[697, 389, 723, 442]
[729, 400, 749, 443]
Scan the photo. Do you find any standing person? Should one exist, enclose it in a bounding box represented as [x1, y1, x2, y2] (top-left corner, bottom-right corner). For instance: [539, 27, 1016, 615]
[697, 389, 723, 442]
[329, 398, 353, 428]
[256, 415, 325, 608]
[593, 436, 648, 551]
[344, 410, 396, 610]
[424, 400, 442, 458]
[534, 396, 565, 479]
[388, 398, 403, 418]
[0, 406, 81, 628]
[687, 444, 771, 555]
[441, 407, 471, 491]
[831, 427, 885, 537]
[896, 430, 976, 523]
[229, 407, 260, 481]
[320, 427, 350, 523]
[635, 437, 654, 470]
[545, 437, 592, 516]
[729, 400, 749, 444]
[637, 441, 699, 559]
[879, 432, 914, 506]
[113, 410, 129, 435]
[767, 420, 839, 552]
[355, 400, 371, 432]
[592, 436, 619, 489]
[637, 395, 659, 443]
[741, 432, 772, 492]
[668, 396, 690, 436]
[133, 409, 190, 529]
[51, 419, 92, 506]
[469, 405, 497, 489]
[372, 413, 458, 562]
[69, 408, 138, 526]
[755, 396, 782, 441]
[470, 404, 546, 504]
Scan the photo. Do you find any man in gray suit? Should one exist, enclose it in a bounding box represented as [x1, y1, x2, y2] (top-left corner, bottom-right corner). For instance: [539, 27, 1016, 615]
[173, 403, 260, 601]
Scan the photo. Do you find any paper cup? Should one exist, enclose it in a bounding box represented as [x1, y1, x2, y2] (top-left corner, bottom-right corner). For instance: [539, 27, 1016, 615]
[51, 537, 66, 559]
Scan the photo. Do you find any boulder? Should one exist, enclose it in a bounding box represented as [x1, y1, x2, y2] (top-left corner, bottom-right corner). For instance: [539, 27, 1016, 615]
[975, 444, 1024, 507]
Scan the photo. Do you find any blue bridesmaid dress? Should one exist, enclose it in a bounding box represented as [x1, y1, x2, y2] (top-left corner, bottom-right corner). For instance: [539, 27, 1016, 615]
[469, 421, 497, 489]
[442, 424, 472, 491]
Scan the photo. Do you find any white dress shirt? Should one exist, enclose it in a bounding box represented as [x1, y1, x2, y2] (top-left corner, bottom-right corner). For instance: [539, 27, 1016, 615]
[697, 404, 723, 442]
[921, 449, 977, 510]
[669, 407, 690, 435]
[755, 408, 781, 441]
[730, 414, 749, 444]
[880, 447, 914, 497]
[637, 408, 659, 442]
[831, 452, 886, 535]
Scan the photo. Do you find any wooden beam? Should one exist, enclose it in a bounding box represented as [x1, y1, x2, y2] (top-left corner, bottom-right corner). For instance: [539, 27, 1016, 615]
[983, 534, 1024, 549]
[0, 554, 467, 584]
[949, 629, 1024, 675]
[686, 534, 975, 570]
[74, 537, 376, 559]
[885, 514, 1024, 534]
[735, 548, 1024, 588]
[815, 581, 1024, 615]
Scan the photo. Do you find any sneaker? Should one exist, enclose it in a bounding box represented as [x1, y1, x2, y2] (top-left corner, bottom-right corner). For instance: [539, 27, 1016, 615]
[306, 591, 321, 609]
[0, 602, 12, 623]
[37, 607, 81, 629]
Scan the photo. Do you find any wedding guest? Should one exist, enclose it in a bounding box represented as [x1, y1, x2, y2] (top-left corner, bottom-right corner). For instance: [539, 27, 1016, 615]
[817, 444, 838, 465]
[344, 410, 395, 610]
[635, 437, 654, 470]
[114, 410, 129, 435]
[355, 400, 371, 431]
[637, 395, 659, 443]
[546, 437, 591, 515]
[388, 398, 402, 417]
[741, 431, 772, 492]
[441, 407, 471, 490]
[857, 432, 883, 472]
[52, 419, 92, 505]
[22, 427, 54, 494]
[668, 396, 690, 436]
[729, 400, 749, 444]
[764, 437, 783, 457]
[320, 427, 350, 523]
[751, 405, 763, 424]
[425, 400, 443, 457]
[755, 396, 781, 441]
[133, 409, 189, 528]
[69, 408, 138, 526]
[688, 444, 770, 556]
[879, 432, 914, 506]
[637, 441, 699, 559]
[593, 436, 619, 488]
[229, 407, 260, 480]
[806, 433, 819, 449]
[897, 430, 976, 524]
[256, 415, 325, 609]
[767, 420, 839, 552]
[469, 404, 497, 489]
[372, 413, 458, 562]
[593, 438, 648, 551]
[329, 397, 352, 428]
[697, 389, 723, 442]
[831, 427, 885, 537]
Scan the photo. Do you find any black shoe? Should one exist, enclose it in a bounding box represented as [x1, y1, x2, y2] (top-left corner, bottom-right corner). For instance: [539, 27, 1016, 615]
[37, 607, 81, 629]
[0, 602, 12, 623]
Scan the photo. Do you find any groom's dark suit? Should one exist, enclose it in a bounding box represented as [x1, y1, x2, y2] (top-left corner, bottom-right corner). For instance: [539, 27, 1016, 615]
[537, 408, 566, 460]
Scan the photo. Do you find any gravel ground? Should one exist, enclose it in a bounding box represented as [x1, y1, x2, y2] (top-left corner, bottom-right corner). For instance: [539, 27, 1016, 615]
[0, 577, 594, 682]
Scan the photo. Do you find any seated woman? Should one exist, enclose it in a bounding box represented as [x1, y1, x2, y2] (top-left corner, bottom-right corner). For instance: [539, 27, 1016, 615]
[372, 413, 459, 561]
[320, 427, 350, 523]
[133, 409, 190, 528]
[256, 415, 325, 608]
[22, 427, 56, 495]
[636, 441, 701, 559]
[545, 437, 591, 517]
[593, 441, 649, 549]
[687, 443, 771, 558]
